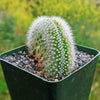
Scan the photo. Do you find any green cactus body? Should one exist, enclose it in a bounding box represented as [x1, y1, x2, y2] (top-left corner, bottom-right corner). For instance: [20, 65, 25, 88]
[27, 16, 75, 78]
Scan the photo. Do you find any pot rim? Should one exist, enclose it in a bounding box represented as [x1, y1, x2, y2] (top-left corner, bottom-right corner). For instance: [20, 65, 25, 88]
[0, 44, 100, 83]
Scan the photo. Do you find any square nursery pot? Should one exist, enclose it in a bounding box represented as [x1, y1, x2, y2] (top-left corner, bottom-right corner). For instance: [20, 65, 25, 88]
[0, 45, 99, 100]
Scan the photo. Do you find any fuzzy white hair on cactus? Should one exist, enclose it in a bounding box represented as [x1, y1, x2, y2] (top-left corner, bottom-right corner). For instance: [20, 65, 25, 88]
[26, 16, 76, 78]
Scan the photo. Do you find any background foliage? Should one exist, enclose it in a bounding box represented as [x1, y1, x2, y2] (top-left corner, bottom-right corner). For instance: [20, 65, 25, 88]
[0, 0, 100, 100]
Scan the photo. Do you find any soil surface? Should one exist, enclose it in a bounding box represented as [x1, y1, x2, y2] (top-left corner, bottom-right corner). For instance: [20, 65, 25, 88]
[2, 50, 94, 81]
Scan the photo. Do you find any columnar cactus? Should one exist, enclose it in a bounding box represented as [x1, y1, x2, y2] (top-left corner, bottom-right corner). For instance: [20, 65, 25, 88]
[26, 16, 76, 78]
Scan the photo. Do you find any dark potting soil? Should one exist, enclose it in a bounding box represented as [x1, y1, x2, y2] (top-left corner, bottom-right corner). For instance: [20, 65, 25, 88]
[2, 50, 94, 81]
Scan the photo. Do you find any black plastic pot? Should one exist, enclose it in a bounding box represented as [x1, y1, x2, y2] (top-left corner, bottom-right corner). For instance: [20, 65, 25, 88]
[0, 45, 99, 100]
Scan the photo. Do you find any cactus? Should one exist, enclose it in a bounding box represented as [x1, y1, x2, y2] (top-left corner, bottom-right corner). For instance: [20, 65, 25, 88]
[26, 16, 76, 78]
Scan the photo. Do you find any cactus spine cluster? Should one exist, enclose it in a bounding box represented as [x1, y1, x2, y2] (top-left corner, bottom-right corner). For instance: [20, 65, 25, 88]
[26, 16, 75, 78]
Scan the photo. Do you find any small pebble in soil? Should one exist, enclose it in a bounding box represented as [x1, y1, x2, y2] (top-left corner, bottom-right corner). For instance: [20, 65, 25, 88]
[55, 79, 59, 81]
[2, 50, 94, 81]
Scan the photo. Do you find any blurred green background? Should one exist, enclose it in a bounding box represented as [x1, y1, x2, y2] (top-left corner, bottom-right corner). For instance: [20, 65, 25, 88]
[0, 0, 100, 100]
